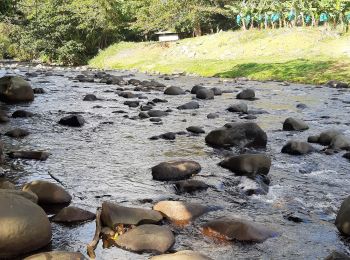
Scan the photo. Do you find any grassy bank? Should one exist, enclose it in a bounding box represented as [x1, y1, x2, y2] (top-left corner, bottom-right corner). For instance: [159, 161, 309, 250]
[89, 28, 350, 84]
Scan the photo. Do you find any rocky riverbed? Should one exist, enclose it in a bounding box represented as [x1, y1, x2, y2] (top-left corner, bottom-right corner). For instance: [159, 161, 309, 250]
[0, 61, 350, 259]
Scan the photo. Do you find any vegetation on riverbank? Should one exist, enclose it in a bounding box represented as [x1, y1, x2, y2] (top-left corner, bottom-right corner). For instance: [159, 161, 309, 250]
[1, 0, 349, 65]
[89, 28, 350, 84]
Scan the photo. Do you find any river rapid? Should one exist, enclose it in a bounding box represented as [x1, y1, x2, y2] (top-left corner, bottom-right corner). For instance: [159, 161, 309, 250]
[1, 62, 349, 259]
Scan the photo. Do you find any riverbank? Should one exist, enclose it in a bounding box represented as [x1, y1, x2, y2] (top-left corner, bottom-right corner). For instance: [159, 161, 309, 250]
[89, 28, 350, 85]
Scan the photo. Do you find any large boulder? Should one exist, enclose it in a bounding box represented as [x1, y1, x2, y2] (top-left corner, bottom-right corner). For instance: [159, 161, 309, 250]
[236, 89, 255, 100]
[148, 110, 168, 117]
[153, 201, 209, 223]
[187, 126, 205, 134]
[196, 89, 214, 100]
[12, 110, 34, 118]
[0, 193, 52, 258]
[0, 75, 34, 103]
[281, 141, 315, 155]
[227, 103, 248, 114]
[101, 202, 162, 229]
[52, 206, 95, 223]
[164, 86, 185, 95]
[152, 160, 201, 181]
[5, 128, 30, 138]
[0, 189, 38, 204]
[205, 123, 267, 149]
[308, 130, 350, 150]
[219, 154, 271, 178]
[177, 101, 199, 110]
[191, 85, 205, 94]
[115, 224, 175, 253]
[24, 251, 87, 260]
[202, 217, 276, 242]
[151, 250, 213, 260]
[174, 180, 208, 194]
[335, 196, 350, 236]
[23, 180, 72, 204]
[59, 115, 85, 127]
[283, 118, 309, 131]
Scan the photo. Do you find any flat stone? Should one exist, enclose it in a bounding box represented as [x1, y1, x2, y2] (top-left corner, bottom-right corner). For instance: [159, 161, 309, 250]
[52, 206, 95, 223]
[115, 224, 175, 253]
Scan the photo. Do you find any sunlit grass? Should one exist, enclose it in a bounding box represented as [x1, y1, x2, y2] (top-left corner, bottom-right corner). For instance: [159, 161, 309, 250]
[89, 28, 350, 85]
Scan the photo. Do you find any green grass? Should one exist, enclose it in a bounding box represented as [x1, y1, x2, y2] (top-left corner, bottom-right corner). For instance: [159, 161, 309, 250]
[89, 28, 350, 84]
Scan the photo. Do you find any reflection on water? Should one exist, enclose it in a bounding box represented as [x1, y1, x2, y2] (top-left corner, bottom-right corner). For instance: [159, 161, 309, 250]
[1, 63, 350, 259]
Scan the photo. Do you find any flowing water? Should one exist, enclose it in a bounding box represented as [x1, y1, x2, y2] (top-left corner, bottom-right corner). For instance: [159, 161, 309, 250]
[1, 62, 350, 259]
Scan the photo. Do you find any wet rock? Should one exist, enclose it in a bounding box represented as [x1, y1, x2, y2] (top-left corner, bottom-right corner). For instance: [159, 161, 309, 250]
[153, 98, 168, 103]
[0, 189, 38, 204]
[150, 118, 162, 122]
[174, 180, 208, 194]
[313, 130, 342, 145]
[116, 224, 174, 253]
[119, 91, 137, 99]
[12, 110, 34, 118]
[283, 118, 309, 131]
[238, 175, 269, 196]
[227, 103, 248, 113]
[187, 126, 205, 134]
[151, 250, 213, 260]
[211, 87, 222, 96]
[8, 151, 49, 161]
[139, 112, 150, 119]
[164, 86, 185, 95]
[196, 88, 214, 100]
[24, 251, 87, 260]
[152, 160, 201, 181]
[129, 79, 141, 86]
[0, 193, 52, 259]
[0, 180, 15, 189]
[33, 88, 45, 94]
[191, 85, 205, 94]
[0, 110, 9, 123]
[281, 141, 315, 155]
[219, 154, 271, 178]
[83, 94, 98, 101]
[326, 80, 349, 89]
[154, 201, 209, 223]
[0, 141, 3, 163]
[124, 100, 140, 108]
[236, 89, 255, 100]
[5, 128, 30, 138]
[59, 115, 85, 127]
[76, 74, 94, 83]
[159, 132, 176, 140]
[100, 75, 125, 85]
[148, 110, 168, 117]
[343, 153, 350, 160]
[101, 202, 163, 228]
[296, 103, 307, 109]
[52, 206, 95, 223]
[178, 101, 199, 110]
[308, 135, 320, 143]
[335, 196, 350, 236]
[330, 134, 350, 150]
[0, 75, 34, 103]
[205, 122, 267, 149]
[324, 251, 350, 260]
[283, 211, 310, 223]
[140, 105, 153, 111]
[207, 113, 219, 119]
[23, 180, 72, 204]
[202, 217, 276, 242]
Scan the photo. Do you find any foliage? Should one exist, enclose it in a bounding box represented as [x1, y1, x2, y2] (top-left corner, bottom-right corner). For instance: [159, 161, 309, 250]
[1, 0, 350, 64]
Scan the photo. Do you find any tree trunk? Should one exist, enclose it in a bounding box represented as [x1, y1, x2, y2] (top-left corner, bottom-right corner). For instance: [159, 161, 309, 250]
[301, 13, 305, 26]
[194, 23, 202, 37]
[250, 18, 254, 29]
[242, 18, 247, 30]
